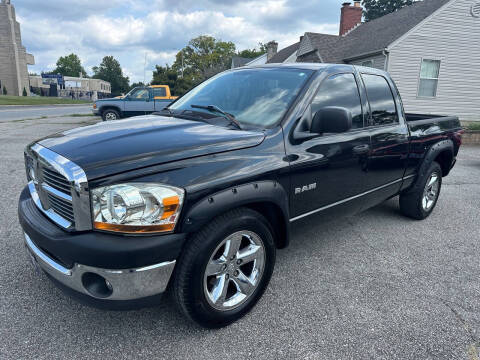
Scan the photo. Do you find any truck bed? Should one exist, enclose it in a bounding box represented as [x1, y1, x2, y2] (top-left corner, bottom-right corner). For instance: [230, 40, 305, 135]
[405, 113, 462, 134]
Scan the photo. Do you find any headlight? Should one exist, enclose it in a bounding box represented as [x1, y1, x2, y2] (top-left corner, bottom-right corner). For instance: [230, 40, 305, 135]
[91, 183, 184, 234]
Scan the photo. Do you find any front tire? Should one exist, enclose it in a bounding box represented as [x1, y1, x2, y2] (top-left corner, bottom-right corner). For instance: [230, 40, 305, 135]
[172, 207, 276, 328]
[400, 161, 442, 220]
[101, 109, 120, 121]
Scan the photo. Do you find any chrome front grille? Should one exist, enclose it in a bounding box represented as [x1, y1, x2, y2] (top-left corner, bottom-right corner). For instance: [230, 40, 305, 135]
[42, 167, 71, 194]
[47, 193, 75, 223]
[24, 143, 92, 231]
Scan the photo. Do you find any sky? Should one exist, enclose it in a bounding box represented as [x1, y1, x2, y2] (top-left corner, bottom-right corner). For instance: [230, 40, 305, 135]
[13, 0, 344, 83]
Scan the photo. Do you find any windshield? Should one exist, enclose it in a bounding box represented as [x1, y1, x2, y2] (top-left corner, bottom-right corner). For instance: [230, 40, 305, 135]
[169, 68, 313, 127]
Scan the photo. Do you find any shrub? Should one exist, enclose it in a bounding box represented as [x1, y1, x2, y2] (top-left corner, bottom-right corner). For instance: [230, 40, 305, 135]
[22, 87, 27, 96]
[2, 86, 6, 95]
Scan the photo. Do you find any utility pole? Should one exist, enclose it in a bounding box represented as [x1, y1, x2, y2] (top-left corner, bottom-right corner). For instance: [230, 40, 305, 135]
[181, 50, 184, 78]
[143, 52, 147, 85]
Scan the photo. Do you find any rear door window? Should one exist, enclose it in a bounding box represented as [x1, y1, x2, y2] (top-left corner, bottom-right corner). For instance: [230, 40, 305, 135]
[361, 74, 398, 126]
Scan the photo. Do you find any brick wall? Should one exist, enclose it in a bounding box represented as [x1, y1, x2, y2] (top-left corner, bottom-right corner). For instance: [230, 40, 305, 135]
[339, 2, 363, 36]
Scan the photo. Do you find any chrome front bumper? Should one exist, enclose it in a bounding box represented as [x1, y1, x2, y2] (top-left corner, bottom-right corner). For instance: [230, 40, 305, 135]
[24, 233, 176, 301]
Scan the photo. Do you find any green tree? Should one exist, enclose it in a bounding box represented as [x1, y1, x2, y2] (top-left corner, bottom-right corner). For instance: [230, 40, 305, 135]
[237, 43, 267, 59]
[22, 87, 27, 96]
[52, 53, 87, 77]
[151, 65, 193, 96]
[2, 86, 7, 95]
[92, 56, 130, 96]
[173, 35, 236, 81]
[362, 0, 414, 21]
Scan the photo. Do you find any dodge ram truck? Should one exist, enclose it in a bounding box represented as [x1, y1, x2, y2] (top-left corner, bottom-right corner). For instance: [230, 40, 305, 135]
[92, 85, 177, 121]
[19, 64, 463, 328]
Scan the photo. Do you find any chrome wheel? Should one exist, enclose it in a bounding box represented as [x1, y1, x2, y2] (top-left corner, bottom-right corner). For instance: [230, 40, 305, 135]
[422, 172, 440, 211]
[203, 231, 265, 311]
[105, 112, 117, 120]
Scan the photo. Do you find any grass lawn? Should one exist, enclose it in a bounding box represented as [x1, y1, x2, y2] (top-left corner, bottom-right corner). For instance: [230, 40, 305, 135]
[0, 95, 91, 106]
[466, 122, 480, 131]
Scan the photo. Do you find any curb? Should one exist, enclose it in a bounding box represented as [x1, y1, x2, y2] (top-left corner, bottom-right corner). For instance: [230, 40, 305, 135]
[462, 130, 480, 145]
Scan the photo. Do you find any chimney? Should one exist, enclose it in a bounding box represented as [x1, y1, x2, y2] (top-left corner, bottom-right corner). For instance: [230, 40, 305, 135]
[339, 1, 363, 36]
[266, 41, 278, 61]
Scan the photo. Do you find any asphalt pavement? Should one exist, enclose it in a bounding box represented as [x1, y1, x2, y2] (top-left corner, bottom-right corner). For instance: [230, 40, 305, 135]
[0, 104, 93, 122]
[0, 115, 479, 359]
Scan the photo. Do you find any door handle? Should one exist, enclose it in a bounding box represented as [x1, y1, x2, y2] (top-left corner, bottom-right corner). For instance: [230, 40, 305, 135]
[353, 144, 370, 155]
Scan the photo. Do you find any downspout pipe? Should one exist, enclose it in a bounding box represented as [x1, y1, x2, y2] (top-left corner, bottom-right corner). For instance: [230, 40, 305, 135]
[383, 49, 390, 72]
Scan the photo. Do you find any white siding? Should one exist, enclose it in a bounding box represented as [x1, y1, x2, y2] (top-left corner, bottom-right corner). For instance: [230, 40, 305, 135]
[387, 0, 480, 121]
[348, 53, 387, 70]
[245, 53, 267, 66]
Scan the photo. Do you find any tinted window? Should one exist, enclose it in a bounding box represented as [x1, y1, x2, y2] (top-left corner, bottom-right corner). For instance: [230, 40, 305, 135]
[311, 73, 363, 129]
[154, 87, 167, 97]
[170, 68, 313, 127]
[362, 74, 398, 125]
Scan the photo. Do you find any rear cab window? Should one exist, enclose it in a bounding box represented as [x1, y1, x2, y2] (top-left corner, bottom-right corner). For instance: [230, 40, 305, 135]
[154, 87, 167, 98]
[361, 74, 398, 126]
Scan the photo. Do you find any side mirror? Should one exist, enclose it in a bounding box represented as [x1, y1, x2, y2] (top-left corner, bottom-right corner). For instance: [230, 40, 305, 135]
[311, 106, 352, 134]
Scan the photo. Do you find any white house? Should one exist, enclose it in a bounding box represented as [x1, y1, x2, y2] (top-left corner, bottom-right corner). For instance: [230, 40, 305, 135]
[269, 0, 480, 121]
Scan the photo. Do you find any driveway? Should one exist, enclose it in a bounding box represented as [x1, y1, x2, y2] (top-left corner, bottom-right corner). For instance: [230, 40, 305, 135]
[0, 104, 92, 122]
[0, 115, 479, 359]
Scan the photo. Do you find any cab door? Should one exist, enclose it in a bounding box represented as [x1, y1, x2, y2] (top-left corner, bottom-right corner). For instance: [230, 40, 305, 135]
[123, 87, 155, 116]
[359, 72, 409, 209]
[286, 72, 372, 220]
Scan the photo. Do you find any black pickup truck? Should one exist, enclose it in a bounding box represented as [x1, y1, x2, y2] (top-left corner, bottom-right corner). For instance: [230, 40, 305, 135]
[19, 64, 463, 328]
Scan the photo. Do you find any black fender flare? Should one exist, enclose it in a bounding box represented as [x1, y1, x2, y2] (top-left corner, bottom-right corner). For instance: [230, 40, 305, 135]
[181, 181, 290, 248]
[407, 139, 454, 193]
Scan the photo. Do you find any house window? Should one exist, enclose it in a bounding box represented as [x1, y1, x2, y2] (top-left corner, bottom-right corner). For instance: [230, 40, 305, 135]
[418, 59, 440, 97]
[361, 60, 374, 68]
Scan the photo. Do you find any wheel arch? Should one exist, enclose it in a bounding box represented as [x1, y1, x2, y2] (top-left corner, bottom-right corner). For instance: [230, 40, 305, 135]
[99, 105, 122, 117]
[405, 139, 454, 195]
[181, 181, 290, 249]
[423, 139, 454, 177]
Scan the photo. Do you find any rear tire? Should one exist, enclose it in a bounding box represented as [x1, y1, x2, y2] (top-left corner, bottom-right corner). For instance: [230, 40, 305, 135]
[399, 161, 442, 220]
[102, 109, 120, 121]
[172, 207, 276, 328]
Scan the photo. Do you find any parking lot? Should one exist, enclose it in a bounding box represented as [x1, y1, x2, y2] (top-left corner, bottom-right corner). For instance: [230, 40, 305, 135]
[0, 115, 479, 360]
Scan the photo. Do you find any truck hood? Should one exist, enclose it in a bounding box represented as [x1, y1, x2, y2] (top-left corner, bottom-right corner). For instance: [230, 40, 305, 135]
[37, 115, 265, 179]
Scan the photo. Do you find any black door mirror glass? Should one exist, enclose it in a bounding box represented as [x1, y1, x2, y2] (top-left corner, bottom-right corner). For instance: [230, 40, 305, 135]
[311, 106, 352, 134]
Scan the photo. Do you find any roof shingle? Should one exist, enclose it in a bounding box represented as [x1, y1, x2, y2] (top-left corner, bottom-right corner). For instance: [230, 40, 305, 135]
[272, 0, 451, 64]
[267, 42, 300, 63]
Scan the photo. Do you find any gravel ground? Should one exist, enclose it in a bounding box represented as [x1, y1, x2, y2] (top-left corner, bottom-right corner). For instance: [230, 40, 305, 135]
[0, 115, 479, 360]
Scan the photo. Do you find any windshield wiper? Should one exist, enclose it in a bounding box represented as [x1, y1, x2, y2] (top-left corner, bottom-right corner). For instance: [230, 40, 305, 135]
[190, 104, 242, 130]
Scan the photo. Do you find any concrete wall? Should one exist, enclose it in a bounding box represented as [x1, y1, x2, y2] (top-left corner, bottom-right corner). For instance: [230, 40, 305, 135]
[387, 0, 480, 121]
[0, 1, 31, 96]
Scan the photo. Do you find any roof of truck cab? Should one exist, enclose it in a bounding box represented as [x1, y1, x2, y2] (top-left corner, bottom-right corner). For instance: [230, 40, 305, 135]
[244, 63, 329, 70]
[244, 62, 390, 75]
